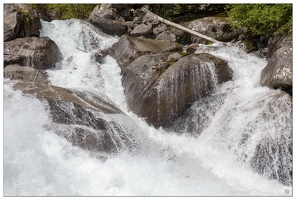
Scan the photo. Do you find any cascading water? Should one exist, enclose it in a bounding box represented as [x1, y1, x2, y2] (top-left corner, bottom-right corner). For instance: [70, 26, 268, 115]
[3, 19, 292, 196]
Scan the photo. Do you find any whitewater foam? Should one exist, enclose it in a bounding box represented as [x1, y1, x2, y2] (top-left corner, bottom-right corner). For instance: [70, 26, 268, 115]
[3, 19, 292, 196]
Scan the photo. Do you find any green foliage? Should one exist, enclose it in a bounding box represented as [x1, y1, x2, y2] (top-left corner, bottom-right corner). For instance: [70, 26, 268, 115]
[19, 9, 34, 26]
[31, 4, 97, 20]
[178, 52, 190, 57]
[150, 4, 184, 22]
[47, 4, 97, 19]
[226, 4, 292, 35]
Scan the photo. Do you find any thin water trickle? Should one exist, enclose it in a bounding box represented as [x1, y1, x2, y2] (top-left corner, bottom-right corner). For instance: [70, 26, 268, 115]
[3, 19, 292, 196]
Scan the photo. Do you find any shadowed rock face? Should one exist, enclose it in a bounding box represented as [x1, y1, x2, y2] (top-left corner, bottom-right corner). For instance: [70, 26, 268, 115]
[260, 47, 292, 95]
[4, 4, 41, 42]
[122, 52, 233, 128]
[4, 37, 62, 70]
[12, 81, 141, 155]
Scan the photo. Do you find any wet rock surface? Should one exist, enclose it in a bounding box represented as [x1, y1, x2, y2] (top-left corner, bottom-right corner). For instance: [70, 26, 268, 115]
[122, 52, 232, 128]
[4, 37, 62, 70]
[4, 65, 49, 84]
[12, 81, 141, 155]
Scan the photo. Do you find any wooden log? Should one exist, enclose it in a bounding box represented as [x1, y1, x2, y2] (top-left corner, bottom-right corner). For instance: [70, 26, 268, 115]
[141, 7, 219, 43]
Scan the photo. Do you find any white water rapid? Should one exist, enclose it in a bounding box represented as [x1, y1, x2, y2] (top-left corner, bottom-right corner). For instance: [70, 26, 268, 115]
[3, 19, 292, 196]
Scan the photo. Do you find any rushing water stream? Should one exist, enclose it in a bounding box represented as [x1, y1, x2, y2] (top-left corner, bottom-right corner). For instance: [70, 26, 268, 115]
[3, 19, 292, 196]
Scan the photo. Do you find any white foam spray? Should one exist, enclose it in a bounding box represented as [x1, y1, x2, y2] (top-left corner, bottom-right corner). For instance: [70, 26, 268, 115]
[3, 19, 292, 196]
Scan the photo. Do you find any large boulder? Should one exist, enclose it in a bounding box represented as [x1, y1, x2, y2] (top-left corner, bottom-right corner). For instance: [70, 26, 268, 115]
[266, 33, 292, 59]
[4, 4, 41, 42]
[89, 5, 127, 36]
[12, 81, 141, 155]
[4, 37, 62, 69]
[260, 47, 292, 95]
[109, 35, 183, 70]
[122, 52, 233, 128]
[4, 65, 49, 83]
[183, 17, 245, 44]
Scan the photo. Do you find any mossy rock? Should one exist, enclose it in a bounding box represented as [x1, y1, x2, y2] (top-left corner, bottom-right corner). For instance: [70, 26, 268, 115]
[4, 4, 41, 41]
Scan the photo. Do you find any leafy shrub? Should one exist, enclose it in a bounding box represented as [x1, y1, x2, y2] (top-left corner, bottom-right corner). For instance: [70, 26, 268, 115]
[47, 4, 97, 19]
[226, 4, 292, 35]
[31, 4, 97, 20]
[150, 4, 184, 21]
[149, 4, 228, 23]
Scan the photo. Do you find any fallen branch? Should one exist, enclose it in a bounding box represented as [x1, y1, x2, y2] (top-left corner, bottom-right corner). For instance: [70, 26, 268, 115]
[76, 47, 87, 53]
[141, 7, 219, 43]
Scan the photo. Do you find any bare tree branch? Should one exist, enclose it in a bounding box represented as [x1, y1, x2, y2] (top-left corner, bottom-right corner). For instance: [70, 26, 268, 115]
[141, 7, 219, 44]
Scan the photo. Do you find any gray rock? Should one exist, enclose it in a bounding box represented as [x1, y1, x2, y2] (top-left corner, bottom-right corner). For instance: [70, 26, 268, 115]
[250, 92, 292, 186]
[12, 81, 141, 155]
[109, 35, 183, 70]
[260, 47, 292, 95]
[184, 17, 245, 44]
[167, 27, 191, 45]
[130, 24, 153, 37]
[4, 54, 26, 67]
[266, 34, 292, 59]
[90, 4, 125, 22]
[4, 4, 41, 42]
[155, 31, 176, 42]
[4, 37, 62, 70]
[78, 20, 116, 53]
[142, 12, 159, 25]
[234, 40, 257, 53]
[153, 24, 167, 36]
[89, 5, 127, 36]
[91, 48, 110, 63]
[4, 65, 49, 84]
[122, 53, 233, 128]
[89, 16, 127, 36]
[186, 43, 199, 54]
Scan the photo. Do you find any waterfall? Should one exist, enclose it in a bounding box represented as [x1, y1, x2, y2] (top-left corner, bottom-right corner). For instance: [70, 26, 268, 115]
[3, 19, 292, 196]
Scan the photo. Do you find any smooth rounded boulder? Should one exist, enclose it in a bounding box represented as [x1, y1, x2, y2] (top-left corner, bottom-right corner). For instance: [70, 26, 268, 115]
[122, 52, 233, 128]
